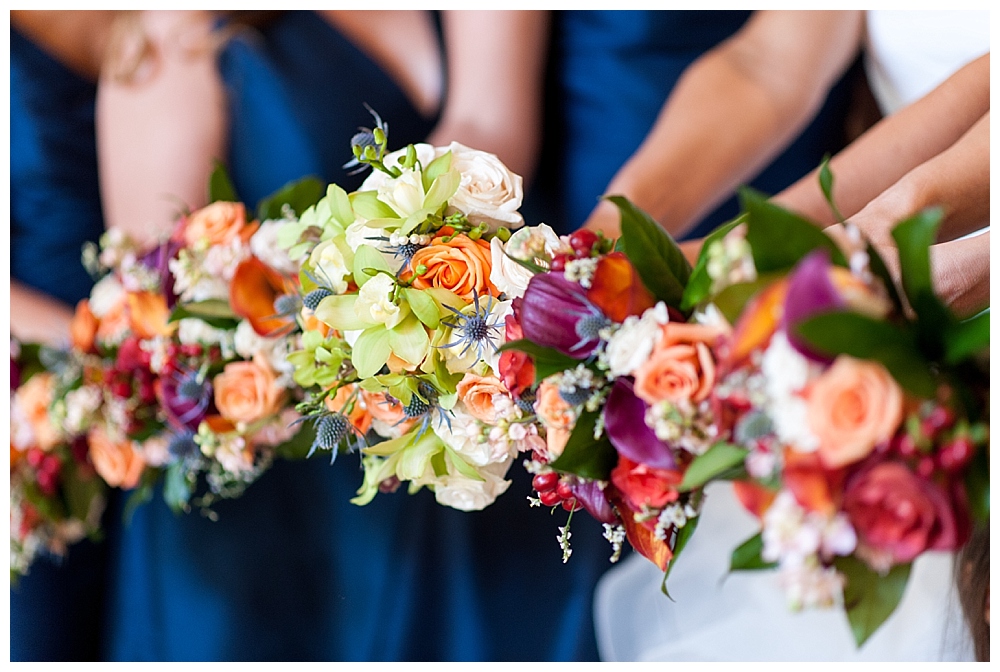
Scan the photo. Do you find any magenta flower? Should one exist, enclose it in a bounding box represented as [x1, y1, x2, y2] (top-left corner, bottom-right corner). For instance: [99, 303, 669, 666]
[603, 378, 677, 470]
[782, 250, 844, 362]
[520, 273, 609, 358]
[159, 366, 213, 431]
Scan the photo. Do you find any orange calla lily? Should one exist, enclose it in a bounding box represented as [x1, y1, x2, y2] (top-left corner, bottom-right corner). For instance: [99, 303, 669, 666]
[203, 414, 237, 434]
[70, 299, 99, 354]
[230, 257, 298, 337]
[608, 488, 674, 572]
[127, 291, 176, 339]
[732, 480, 778, 519]
[726, 278, 788, 366]
[782, 448, 838, 516]
[586, 252, 657, 323]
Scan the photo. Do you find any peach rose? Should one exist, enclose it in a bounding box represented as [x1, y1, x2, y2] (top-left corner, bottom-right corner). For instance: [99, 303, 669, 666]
[633, 322, 722, 406]
[15, 373, 60, 451]
[361, 390, 416, 435]
[326, 385, 372, 435]
[457, 373, 507, 424]
[407, 232, 497, 302]
[213, 355, 286, 425]
[70, 299, 99, 354]
[182, 202, 249, 247]
[535, 381, 575, 458]
[806, 356, 903, 469]
[88, 426, 146, 489]
[95, 297, 131, 345]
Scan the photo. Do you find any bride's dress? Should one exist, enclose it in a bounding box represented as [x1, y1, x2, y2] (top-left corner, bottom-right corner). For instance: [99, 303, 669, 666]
[594, 10, 988, 662]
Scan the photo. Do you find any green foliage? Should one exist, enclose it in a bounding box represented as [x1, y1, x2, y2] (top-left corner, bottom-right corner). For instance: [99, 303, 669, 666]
[680, 215, 744, 310]
[834, 555, 912, 648]
[943, 310, 990, 365]
[123, 468, 160, 525]
[661, 511, 701, 599]
[549, 409, 618, 481]
[256, 176, 325, 221]
[275, 423, 318, 461]
[965, 446, 990, 523]
[163, 463, 195, 513]
[679, 442, 748, 492]
[609, 195, 692, 309]
[794, 311, 937, 398]
[729, 532, 777, 572]
[208, 161, 239, 203]
[817, 155, 846, 224]
[168, 299, 239, 330]
[740, 187, 847, 273]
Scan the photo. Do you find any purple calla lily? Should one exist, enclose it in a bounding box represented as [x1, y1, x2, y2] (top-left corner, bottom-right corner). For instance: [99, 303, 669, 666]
[604, 378, 677, 470]
[569, 479, 619, 525]
[782, 249, 844, 362]
[159, 366, 213, 431]
[140, 240, 183, 308]
[520, 273, 608, 359]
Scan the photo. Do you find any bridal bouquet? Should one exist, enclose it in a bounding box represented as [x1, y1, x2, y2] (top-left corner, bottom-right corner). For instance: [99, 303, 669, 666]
[278, 123, 543, 511]
[688, 174, 990, 646]
[500, 196, 737, 569]
[10, 340, 107, 579]
[60, 174, 321, 516]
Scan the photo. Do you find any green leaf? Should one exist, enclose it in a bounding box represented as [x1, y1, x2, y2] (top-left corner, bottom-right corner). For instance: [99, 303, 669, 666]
[163, 463, 194, 514]
[256, 176, 325, 221]
[835, 555, 912, 648]
[444, 446, 486, 482]
[549, 409, 618, 480]
[61, 462, 106, 524]
[891, 208, 942, 312]
[403, 288, 440, 329]
[964, 445, 990, 523]
[729, 532, 777, 572]
[943, 310, 990, 365]
[680, 215, 744, 311]
[818, 155, 845, 224]
[710, 274, 778, 325]
[353, 244, 390, 288]
[350, 190, 397, 220]
[352, 326, 393, 378]
[208, 161, 238, 203]
[609, 195, 691, 308]
[794, 311, 937, 398]
[864, 241, 904, 312]
[661, 513, 701, 598]
[504, 251, 547, 275]
[740, 187, 847, 273]
[497, 339, 578, 383]
[168, 300, 240, 330]
[679, 442, 748, 492]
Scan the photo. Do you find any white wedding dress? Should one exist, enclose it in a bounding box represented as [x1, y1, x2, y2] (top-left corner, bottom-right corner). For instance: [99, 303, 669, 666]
[594, 10, 988, 662]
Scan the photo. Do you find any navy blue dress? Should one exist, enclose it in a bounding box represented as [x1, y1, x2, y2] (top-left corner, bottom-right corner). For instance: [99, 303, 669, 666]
[99, 12, 610, 661]
[10, 26, 110, 662]
[539, 11, 855, 238]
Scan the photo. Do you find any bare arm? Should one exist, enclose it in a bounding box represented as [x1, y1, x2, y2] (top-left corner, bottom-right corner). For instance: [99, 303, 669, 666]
[10, 282, 76, 348]
[930, 231, 990, 318]
[97, 10, 226, 247]
[426, 10, 550, 186]
[775, 53, 990, 225]
[583, 10, 864, 239]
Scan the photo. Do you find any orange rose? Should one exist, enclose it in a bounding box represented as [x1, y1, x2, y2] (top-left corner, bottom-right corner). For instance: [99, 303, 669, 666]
[407, 232, 497, 302]
[70, 299, 99, 354]
[182, 201, 249, 247]
[535, 381, 575, 458]
[213, 355, 286, 425]
[361, 390, 416, 435]
[15, 373, 60, 451]
[457, 373, 507, 424]
[88, 426, 146, 489]
[326, 385, 372, 435]
[95, 297, 131, 345]
[806, 356, 903, 469]
[633, 322, 722, 406]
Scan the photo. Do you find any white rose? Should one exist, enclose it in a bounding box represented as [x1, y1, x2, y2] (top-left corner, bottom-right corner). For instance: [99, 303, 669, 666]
[431, 405, 493, 467]
[308, 239, 352, 294]
[432, 458, 513, 512]
[605, 302, 671, 377]
[177, 318, 231, 347]
[359, 143, 439, 193]
[89, 274, 126, 318]
[355, 273, 404, 328]
[446, 141, 523, 231]
[250, 220, 299, 275]
[489, 224, 562, 299]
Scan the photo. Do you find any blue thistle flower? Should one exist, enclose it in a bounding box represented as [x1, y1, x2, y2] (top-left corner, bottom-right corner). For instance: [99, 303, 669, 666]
[437, 291, 504, 365]
[343, 104, 388, 174]
[303, 288, 334, 312]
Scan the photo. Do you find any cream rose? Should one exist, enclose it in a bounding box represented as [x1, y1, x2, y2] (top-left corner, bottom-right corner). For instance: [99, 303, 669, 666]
[430, 457, 513, 511]
[446, 142, 523, 231]
[489, 224, 563, 299]
[806, 356, 904, 469]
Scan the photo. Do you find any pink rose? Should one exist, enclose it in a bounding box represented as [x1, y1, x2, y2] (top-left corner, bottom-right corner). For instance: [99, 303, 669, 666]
[806, 356, 903, 469]
[843, 461, 960, 565]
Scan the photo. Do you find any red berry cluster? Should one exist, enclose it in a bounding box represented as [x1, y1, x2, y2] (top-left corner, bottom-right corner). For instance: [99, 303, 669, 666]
[880, 404, 976, 478]
[26, 448, 62, 497]
[549, 230, 606, 272]
[532, 471, 583, 512]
